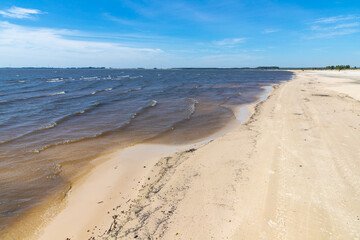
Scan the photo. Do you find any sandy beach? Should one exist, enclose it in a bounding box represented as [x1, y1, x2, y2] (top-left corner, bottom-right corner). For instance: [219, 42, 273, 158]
[36, 70, 360, 240]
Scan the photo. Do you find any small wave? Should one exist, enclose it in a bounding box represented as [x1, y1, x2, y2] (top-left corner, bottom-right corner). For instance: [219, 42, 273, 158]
[31, 126, 127, 152]
[75, 80, 120, 92]
[31, 100, 159, 153]
[51, 85, 139, 109]
[185, 98, 198, 119]
[39, 102, 102, 130]
[112, 75, 130, 80]
[18, 80, 26, 83]
[122, 87, 142, 93]
[131, 100, 157, 119]
[143, 99, 198, 142]
[49, 91, 66, 96]
[31, 122, 122, 153]
[1, 82, 54, 98]
[0, 103, 103, 145]
[42, 122, 57, 129]
[80, 76, 100, 81]
[0, 90, 67, 105]
[102, 75, 112, 80]
[129, 75, 143, 79]
[150, 100, 157, 107]
[46, 78, 63, 83]
[143, 112, 198, 143]
[91, 88, 112, 95]
[32, 139, 75, 153]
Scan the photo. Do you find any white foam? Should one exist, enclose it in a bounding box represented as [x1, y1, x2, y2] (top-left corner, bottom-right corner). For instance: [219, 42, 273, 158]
[46, 78, 63, 83]
[50, 91, 66, 96]
[151, 100, 157, 107]
[92, 88, 112, 95]
[130, 75, 143, 79]
[80, 76, 100, 81]
[186, 98, 198, 119]
[42, 122, 57, 129]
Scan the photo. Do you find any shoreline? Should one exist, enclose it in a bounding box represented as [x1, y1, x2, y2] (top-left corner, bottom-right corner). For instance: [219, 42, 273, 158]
[34, 81, 281, 239]
[90, 69, 360, 240]
[15, 69, 360, 239]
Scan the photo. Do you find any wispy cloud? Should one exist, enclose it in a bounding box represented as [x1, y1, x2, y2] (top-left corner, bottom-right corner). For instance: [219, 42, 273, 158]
[0, 6, 43, 19]
[311, 22, 360, 31]
[309, 29, 359, 39]
[103, 13, 143, 26]
[308, 14, 360, 39]
[313, 15, 359, 24]
[0, 21, 164, 67]
[262, 29, 279, 34]
[121, 0, 221, 23]
[213, 38, 246, 46]
[167, 2, 216, 22]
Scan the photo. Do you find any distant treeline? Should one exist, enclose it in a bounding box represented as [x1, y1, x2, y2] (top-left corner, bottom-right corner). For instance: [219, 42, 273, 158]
[174, 66, 280, 70]
[0, 66, 358, 70]
[325, 65, 357, 70]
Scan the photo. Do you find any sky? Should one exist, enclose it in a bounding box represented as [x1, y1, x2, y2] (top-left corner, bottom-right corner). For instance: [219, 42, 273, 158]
[0, 0, 359, 68]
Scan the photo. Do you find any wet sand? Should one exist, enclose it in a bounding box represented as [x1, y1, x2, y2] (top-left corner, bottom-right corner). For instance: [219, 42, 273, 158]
[37, 70, 360, 239]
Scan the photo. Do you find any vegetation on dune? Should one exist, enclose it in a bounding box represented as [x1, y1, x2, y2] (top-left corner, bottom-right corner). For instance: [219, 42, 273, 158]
[325, 65, 356, 70]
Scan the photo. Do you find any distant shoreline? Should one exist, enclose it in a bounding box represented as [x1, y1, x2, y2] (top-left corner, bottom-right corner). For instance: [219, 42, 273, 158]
[1, 66, 353, 70]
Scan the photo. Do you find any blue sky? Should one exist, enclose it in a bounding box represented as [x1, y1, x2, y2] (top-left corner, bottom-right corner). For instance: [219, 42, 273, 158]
[0, 0, 359, 68]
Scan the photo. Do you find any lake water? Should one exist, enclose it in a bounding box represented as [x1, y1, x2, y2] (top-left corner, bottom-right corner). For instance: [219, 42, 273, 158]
[0, 68, 293, 236]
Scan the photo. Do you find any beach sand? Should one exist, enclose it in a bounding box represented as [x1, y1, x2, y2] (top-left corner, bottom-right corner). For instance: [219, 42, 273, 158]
[36, 70, 360, 240]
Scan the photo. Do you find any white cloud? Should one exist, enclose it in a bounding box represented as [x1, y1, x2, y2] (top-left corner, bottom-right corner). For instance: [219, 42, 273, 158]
[262, 29, 279, 34]
[308, 28, 359, 39]
[121, 0, 219, 23]
[0, 6, 43, 19]
[0, 21, 165, 67]
[313, 15, 359, 24]
[311, 22, 360, 31]
[309, 15, 360, 39]
[334, 22, 360, 29]
[103, 13, 143, 26]
[213, 38, 246, 46]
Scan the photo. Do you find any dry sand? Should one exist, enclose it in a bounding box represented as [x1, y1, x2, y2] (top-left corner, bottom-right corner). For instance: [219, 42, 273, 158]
[36, 70, 360, 240]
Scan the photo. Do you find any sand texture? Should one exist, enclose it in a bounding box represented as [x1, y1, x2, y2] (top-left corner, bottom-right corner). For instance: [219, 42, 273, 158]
[37, 70, 360, 240]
